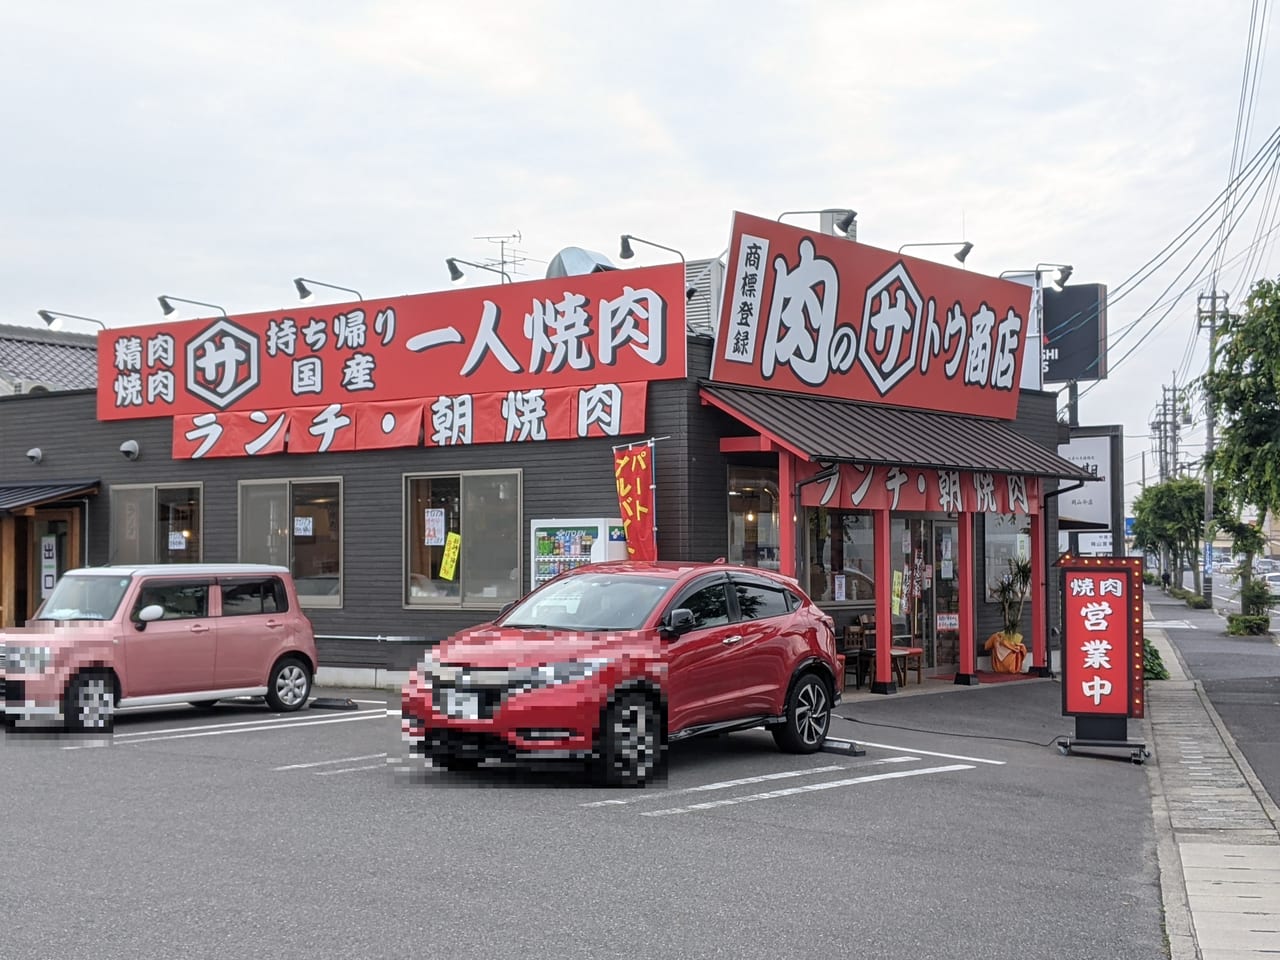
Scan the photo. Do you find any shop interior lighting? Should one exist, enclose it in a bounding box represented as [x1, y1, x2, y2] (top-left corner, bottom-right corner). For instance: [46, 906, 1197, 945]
[158, 295, 228, 319]
[294, 277, 363, 302]
[897, 241, 974, 264]
[446, 257, 511, 284]
[618, 235, 698, 301]
[37, 309, 108, 331]
[776, 209, 857, 236]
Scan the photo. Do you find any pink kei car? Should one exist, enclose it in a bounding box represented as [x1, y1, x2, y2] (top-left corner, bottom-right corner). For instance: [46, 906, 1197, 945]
[0, 564, 318, 733]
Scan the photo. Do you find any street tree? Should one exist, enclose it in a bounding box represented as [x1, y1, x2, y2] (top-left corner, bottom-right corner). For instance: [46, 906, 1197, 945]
[1131, 476, 1206, 591]
[1202, 277, 1280, 551]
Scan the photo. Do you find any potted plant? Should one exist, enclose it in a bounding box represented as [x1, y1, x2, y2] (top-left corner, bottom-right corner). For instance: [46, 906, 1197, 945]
[985, 555, 1033, 673]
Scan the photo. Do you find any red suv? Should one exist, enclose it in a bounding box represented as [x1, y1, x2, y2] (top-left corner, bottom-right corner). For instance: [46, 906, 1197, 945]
[400, 561, 844, 786]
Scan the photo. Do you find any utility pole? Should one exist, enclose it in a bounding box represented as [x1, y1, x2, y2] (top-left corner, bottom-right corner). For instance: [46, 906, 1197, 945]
[1198, 291, 1228, 604]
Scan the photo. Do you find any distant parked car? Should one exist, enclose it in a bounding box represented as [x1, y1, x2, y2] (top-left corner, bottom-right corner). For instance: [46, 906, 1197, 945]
[1264, 572, 1280, 601]
[0, 564, 318, 732]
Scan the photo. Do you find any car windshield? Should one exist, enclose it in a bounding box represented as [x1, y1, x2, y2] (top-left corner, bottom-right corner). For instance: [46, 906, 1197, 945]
[34, 574, 133, 621]
[500, 574, 674, 631]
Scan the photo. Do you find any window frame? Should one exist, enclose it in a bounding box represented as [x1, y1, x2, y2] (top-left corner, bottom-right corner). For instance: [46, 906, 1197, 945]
[401, 468, 523, 611]
[237, 476, 343, 609]
[109, 482, 205, 565]
[218, 576, 290, 617]
[729, 574, 793, 623]
[131, 578, 212, 621]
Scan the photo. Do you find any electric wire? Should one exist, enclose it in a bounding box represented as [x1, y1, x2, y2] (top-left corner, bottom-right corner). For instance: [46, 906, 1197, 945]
[832, 713, 1073, 749]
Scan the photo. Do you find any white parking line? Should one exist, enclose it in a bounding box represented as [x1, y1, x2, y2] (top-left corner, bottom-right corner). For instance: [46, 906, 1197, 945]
[847, 740, 1006, 765]
[314, 763, 387, 776]
[581, 757, 918, 808]
[274, 753, 387, 771]
[62, 711, 389, 748]
[111, 713, 346, 739]
[640, 763, 976, 816]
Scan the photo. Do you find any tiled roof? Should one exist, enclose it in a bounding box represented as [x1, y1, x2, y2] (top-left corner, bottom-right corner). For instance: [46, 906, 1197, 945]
[699, 382, 1096, 480]
[0, 323, 98, 390]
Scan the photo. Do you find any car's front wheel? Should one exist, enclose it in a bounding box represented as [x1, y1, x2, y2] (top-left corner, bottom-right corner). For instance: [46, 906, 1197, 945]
[772, 673, 830, 753]
[65, 672, 115, 734]
[265, 657, 311, 712]
[595, 691, 662, 787]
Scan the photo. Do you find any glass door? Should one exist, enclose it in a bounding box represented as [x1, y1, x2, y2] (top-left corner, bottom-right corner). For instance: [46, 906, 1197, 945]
[933, 521, 960, 670]
[891, 516, 935, 668]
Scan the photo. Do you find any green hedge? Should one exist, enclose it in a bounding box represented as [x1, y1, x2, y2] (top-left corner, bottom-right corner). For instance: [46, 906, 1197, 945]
[1227, 614, 1271, 636]
[1143, 638, 1170, 680]
[1185, 594, 1212, 609]
[1143, 571, 1158, 586]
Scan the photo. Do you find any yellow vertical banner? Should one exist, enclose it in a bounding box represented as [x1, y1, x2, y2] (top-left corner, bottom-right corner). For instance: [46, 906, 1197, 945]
[439, 532, 462, 581]
[891, 570, 903, 616]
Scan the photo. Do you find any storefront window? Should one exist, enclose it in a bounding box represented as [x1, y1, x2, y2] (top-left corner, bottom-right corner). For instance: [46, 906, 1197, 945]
[110, 484, 202, 564]
[803, 508, 876, 604]
[405, 470, 521, 608]
[727, 466, 779, 570]
[238, 478, 342, 607]
[983, 513, 1031, 597]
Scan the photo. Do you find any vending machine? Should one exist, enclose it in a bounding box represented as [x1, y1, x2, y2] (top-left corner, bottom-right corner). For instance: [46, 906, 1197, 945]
[530, 517, 629, 590]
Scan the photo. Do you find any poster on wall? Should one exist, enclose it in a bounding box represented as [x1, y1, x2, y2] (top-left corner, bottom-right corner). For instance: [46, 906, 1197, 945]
[423, 509, 446, 546]
[1057, 434, 1111, 530]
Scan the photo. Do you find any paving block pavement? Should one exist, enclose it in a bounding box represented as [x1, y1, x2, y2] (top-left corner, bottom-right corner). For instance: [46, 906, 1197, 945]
[1142, 610, 1280, 960]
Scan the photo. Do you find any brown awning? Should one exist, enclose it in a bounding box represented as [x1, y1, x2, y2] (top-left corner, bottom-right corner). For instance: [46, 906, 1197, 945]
[700, 383, 1095, 481]
[0, 479, 99, 513]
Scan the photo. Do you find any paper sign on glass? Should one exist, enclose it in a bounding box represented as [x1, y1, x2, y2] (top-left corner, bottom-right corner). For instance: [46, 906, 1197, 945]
[424, 508, 446, 546]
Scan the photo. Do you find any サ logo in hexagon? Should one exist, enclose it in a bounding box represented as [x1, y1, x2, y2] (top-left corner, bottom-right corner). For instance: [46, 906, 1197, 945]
[858, 263, 923, 396]
[185, 319, 261, 409]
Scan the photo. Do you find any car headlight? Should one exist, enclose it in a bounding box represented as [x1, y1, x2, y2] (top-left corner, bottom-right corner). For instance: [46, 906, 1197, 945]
[509, 658, 609, 692]
[4, 646, 53, 675]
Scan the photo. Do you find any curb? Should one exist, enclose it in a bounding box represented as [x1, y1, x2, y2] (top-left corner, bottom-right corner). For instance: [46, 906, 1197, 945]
[315, 667, 410, 691]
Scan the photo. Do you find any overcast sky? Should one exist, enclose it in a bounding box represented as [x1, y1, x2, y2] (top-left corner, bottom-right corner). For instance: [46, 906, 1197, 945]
[3, 2, 1275, 513]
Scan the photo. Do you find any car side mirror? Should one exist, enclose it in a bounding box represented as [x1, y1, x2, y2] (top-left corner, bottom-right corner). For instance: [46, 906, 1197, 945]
[135, 604, 164, 629]
[661, 608, 697, 639]
[497, 601, 516, 620]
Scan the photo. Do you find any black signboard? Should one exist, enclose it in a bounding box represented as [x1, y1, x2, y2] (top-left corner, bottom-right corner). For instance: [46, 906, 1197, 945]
[1043, 283, 1108, 383]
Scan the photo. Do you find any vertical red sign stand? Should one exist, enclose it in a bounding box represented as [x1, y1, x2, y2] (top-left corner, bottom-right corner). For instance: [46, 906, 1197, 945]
[1055, 554, 1152, 764]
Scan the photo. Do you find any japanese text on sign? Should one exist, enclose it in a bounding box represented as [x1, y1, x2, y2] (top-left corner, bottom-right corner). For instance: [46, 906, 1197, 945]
[1061, 557, 1144, 719]
[613, 443, 657, 561]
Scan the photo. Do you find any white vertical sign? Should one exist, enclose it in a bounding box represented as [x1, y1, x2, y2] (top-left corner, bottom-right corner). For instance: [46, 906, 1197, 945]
[722, 233, 769, 365]
[40, 535, 58, 598]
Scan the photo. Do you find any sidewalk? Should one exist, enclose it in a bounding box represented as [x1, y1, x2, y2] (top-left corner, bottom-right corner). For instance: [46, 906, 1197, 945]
[1141, 596, 1280, 960]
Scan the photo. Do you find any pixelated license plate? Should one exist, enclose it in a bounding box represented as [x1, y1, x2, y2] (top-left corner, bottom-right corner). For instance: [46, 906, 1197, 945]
[443, 688, 480, 720]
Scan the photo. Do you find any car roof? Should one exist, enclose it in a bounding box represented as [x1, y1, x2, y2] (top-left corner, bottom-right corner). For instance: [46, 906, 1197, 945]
[563, 560, 803, 586]
[64, 564, 292, 578]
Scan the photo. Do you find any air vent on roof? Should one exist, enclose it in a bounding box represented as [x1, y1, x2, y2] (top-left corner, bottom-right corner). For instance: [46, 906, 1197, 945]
[15, 380, 57, 394]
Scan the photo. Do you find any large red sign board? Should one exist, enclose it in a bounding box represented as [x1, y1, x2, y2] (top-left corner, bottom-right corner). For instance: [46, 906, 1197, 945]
[793, 460, 1040, 515]
[97, 265, 687, 421]
[1060, 555, 1145, 719]
[169, 382, 648, 459]
[709, 212, 1032, 420]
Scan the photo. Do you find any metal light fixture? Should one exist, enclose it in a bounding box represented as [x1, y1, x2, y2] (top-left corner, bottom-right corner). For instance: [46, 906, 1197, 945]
[619, 234, 685, 263]
[898, 241, 974, 264]
[999, 263, 1074, 290]
[618, 235, 698, 301]
[446, 257, 511, 284]
[294, 277, 362, 301]
[37, 309, 108, 331]
[158, 295, 228, 319]
[777, 208, 857, 237]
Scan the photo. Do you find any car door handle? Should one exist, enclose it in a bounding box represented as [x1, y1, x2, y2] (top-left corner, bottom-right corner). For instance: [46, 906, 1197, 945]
[265, 619, 283, 628]
[722, 635, 744, 645]
[189, 624, 211, 634]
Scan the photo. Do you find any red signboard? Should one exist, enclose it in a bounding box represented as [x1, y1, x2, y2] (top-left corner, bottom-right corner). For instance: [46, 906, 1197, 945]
[709, 212, 1032, 420]
[613, 442, 657, 560]
[98, 265, 686, 421]
[794, 461, 1040, 515]
[170, 382, 648, 459]
[1060, 555, 1145, 719]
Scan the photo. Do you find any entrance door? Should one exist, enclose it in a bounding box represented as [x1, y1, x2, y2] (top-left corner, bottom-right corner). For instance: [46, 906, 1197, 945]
[890, 517, 936, 669]
[26, 509, 80, 621]
[933, 521, 961, 670]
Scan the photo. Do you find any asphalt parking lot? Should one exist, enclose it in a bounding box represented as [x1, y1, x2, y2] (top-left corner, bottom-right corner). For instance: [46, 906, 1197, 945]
[3, 682, 1168, 960]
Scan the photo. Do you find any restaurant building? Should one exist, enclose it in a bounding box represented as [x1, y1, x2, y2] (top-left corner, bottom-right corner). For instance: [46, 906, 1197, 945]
[0, 212, 1093, 691]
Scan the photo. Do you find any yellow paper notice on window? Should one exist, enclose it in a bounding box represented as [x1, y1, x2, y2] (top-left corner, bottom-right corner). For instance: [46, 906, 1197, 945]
[440, 532, 462, 581]
[891, 570, 903, 616]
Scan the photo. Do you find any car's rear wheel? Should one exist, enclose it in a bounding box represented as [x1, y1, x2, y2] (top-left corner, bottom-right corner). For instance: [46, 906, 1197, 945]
[595, 691, 661, 787]
[65, 672, 115, 734]
[772, 673, 830, 753]
[266, 657, 311, 712]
